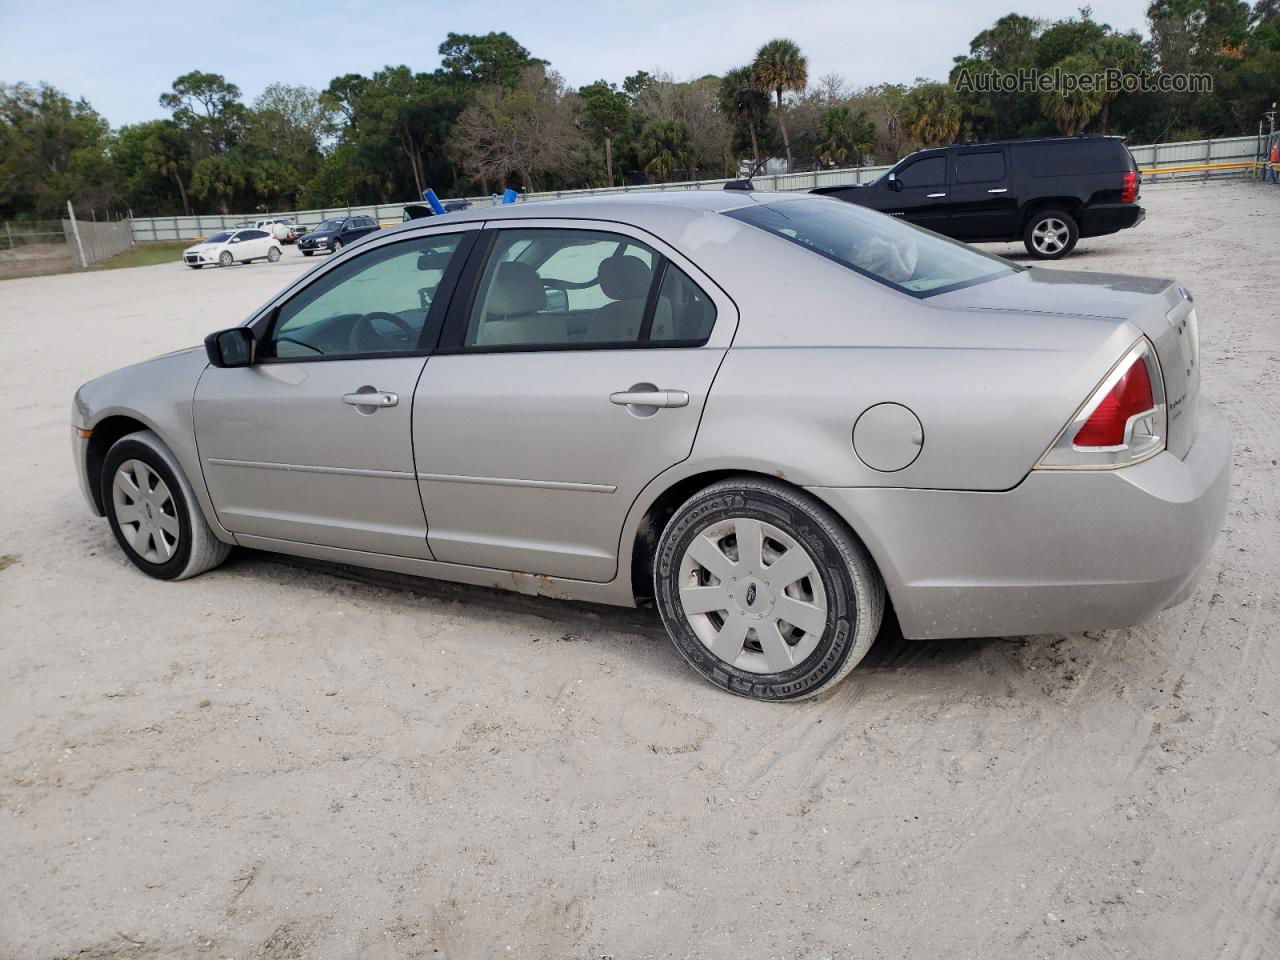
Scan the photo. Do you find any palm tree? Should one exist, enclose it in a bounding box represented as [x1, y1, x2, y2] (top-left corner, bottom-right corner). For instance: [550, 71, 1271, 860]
[1040, 53, 1105, 134]
[901, 82, 964, 147]
[752, 38, 808, 172]
[719, 67, 770, 175]
[816, 106, 876, 167]
[639, 120, 693, 181]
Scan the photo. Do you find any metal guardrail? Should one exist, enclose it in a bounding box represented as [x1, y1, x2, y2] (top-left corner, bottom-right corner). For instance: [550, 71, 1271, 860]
[128, 133, 1268, 242]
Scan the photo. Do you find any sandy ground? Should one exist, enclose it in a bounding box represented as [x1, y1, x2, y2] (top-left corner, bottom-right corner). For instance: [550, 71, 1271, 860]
[2, 184, 1278, 960]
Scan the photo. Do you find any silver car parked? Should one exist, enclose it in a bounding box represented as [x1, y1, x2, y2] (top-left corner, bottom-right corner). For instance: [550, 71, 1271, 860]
[71, 192, 1231, 700]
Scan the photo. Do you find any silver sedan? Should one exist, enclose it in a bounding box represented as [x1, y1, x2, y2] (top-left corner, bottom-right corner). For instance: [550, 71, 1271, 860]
[71, 192, 1231, 700]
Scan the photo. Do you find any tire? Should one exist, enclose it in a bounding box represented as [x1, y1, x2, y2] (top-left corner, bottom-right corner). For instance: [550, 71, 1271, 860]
[219, 250, 233, 267]
[654, 477, 885, 700]
[267, 247, 281, 262]
[1023, 208, 1078, 259]
[101, 430, 231, 581]
[331, 240, 343, 254]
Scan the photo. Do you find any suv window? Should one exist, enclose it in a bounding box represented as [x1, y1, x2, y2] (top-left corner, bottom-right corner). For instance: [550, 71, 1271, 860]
[263, 234, 464, 359]
[462, 228, 715, 349]
[897, 156, 946, 188]
[1019, 139, 1126, 177]
[956, 151, 1006, 183]
[726, 196, 1015, 296]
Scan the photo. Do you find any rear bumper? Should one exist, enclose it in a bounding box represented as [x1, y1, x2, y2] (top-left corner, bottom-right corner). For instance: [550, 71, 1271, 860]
[1081, 203, 1145, 237]
[808, 396, 1232, 640]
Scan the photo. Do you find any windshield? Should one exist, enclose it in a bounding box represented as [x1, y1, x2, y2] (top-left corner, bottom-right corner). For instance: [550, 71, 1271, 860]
[207, 231, 233, 243]
[314, 219, 344, 233]
[725, 196, 1016, 296]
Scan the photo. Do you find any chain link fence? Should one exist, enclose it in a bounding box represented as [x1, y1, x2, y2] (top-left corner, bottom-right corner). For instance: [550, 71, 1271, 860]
[63, 217, 133, 267]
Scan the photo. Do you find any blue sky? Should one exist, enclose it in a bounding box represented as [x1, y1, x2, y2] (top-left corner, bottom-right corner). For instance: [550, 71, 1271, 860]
[0, 0, 1149, 127]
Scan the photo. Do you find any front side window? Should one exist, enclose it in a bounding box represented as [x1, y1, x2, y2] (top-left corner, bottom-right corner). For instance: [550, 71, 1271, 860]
[262, 234, 463, 359]
[463, 229, 714, 349]
[315, 218, 344, 233]
[726, 197, 1017, 296]
[897, 156, 946, 188]
[207, 231, 232, 243]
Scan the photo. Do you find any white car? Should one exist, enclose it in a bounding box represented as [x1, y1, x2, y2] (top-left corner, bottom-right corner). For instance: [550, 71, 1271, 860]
[183, 228, 283, 269]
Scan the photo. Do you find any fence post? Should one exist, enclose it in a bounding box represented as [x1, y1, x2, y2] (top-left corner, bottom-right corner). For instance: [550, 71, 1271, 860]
[4, 221, 11, 251]
[66, 200, 87, 267]
[1204, 138, 1211, 180]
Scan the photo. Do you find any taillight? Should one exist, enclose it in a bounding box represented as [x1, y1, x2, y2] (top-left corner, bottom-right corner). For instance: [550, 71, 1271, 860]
[1038, 339, 1166, 469]
[1121, 171, 1138, 203]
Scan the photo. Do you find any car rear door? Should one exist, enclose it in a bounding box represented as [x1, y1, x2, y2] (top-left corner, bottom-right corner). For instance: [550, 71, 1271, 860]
[883, 152, 950, 233]
[948, 146, 1016, 240]
[193, 226, 478, 557]
[412, 220, 738, 582]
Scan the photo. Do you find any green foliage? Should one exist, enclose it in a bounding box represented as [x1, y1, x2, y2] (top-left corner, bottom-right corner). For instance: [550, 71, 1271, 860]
[3, 14, 1279, 221]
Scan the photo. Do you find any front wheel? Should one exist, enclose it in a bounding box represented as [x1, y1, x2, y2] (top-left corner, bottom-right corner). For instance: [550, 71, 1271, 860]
[218, 250, 233, 267]
[267, 246, 281, 262]
[1024, 209, 1079, 259]
[101, 431, 231, 581]
[331, 240, 343, 254]
[654, 477, 884, 700]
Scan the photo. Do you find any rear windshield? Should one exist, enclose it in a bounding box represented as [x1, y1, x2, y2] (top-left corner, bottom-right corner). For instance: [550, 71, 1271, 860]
[725, 197, 1016, 296]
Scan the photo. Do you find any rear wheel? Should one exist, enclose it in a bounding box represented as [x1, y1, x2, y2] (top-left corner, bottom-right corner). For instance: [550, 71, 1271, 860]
[654, 477, 884, 700]
[218, 250, 233, 267]
[267, 246, 281, 262]
[1024, 209, 1078, 259]
[101, 431, 231, 581]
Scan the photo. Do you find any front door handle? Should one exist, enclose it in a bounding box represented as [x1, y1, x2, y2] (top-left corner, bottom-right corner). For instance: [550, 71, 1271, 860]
[926, 192, 947, 198]
[609, 389, 689, 409]
[342, 390, 398, 408]
[987, 187, 1009, 193]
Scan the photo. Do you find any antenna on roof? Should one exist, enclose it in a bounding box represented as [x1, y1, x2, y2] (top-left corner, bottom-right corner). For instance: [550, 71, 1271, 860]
[723, 179, 754, 191]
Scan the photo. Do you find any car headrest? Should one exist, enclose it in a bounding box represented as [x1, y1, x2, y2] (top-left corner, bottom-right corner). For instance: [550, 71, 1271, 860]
[598, 255, 651, 301]
[487, 262, 545, 316]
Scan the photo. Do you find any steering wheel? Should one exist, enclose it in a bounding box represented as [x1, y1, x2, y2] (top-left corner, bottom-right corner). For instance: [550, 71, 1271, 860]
[348, 311, 417, 353]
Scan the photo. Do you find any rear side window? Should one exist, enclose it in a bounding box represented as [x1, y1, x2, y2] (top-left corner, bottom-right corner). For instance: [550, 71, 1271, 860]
[897, 156, 946, 188]
[1019, 140, 1127, 177]
[460, 228, 715, 350]
[726, 196, 1016, 297]
[956, 151, 1006, 183]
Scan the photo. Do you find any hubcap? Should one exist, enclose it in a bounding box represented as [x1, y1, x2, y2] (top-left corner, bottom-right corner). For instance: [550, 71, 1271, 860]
[112, 459, 180, 564]
[1032, 218, 1069, 254]
[678, 517, 828, 675]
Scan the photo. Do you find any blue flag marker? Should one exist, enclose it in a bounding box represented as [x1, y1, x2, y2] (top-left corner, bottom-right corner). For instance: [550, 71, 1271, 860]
[423, 188, 447, 216]
[502, 188, 519, 205]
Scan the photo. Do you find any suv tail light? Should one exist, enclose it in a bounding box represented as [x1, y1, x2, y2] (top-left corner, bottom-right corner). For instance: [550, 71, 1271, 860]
[1121, 170, 1138, 203]
[1038, 339, 1166, 469]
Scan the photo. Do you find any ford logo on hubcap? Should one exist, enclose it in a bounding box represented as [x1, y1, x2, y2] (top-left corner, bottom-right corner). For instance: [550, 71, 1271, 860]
[745, 583, 757, 607]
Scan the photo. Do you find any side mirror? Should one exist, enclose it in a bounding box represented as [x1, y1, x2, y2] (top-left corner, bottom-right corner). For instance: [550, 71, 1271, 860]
[204, 327, 255, 368]
[888, 175, 903, 192]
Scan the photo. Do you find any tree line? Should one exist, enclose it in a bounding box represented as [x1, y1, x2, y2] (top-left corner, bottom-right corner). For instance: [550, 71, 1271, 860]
[2, 2, 1278, 222]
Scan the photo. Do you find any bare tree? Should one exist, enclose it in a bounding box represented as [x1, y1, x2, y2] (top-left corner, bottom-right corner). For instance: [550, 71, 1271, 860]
[449, 66, 586, 192]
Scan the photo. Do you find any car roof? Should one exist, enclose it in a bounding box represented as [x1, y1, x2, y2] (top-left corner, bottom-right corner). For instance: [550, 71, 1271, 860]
[378, 189, 782, 238]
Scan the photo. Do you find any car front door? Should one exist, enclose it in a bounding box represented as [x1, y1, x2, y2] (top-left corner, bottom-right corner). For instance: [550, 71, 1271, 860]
[194, 226, 477, 557]
[412, 221, 737, 582]
[882, 152, 951, 233]
[948, 147, 1015, 240]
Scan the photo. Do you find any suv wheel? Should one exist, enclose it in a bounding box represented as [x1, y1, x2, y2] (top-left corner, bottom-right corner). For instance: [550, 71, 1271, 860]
[1024, 209, 1078, 259]
[331, 239, 343, 254]
[654, 477, 885, 700]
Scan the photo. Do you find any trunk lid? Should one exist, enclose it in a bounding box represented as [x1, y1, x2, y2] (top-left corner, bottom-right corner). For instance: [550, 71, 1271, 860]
[932, 267, 1201, 458]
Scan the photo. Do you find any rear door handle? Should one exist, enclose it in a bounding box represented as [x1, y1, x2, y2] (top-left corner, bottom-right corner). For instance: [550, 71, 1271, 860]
[926, 192, 947, 198]
[987, 187, 1009, 193]
[342, 390, 398, 408]
[609, 389, 689, 408]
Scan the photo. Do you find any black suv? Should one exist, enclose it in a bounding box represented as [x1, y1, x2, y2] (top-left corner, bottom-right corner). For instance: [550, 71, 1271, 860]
[297, 215, 381, 256]
[812, 136, 1143, 259]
